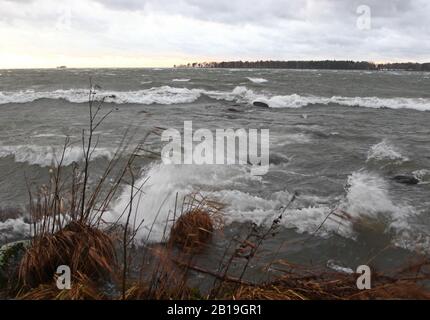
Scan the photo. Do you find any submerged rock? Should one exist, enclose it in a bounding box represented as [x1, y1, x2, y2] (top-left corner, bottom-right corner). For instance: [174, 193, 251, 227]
[253, 101, 269, 108]
[392, 175, 420, 185]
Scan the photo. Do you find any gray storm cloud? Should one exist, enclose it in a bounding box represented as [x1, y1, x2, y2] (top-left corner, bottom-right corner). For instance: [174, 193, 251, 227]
[0, 0, 429, 67]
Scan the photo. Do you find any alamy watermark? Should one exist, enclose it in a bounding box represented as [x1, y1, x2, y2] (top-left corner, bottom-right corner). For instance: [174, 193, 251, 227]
[356, 265, 371, 290]
[160, 121, 270, 176]
[55, 6, 72, 32]
[356, 5, 372, 30]
[56, 265, 71, 290]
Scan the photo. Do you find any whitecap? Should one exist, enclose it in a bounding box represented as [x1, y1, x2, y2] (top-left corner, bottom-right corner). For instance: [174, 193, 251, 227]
[0, 145, 114, 166]
[246, 77, 268, 84]
[271, 133, 312, 146]
[327, 260, 354, 274]
[413, 169, 430, 182]
[0, 218, 30, 243]
[106, 161, 430, 254]
[2, 86, 430, 111]
[32, 133, 68, 138]
[172, 78, 191, 82]
[366, 140, 408, 163]
[0, 86, 203, 105]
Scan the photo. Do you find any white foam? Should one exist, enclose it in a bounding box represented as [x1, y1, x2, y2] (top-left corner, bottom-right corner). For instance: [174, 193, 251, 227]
[247, 77, 268, 84]
[32, 133, 68, 138]
[207, 87, 430, 111]
[0, 145, 113, 166]
[0, 86, 202, 105]
[341, 171, 415, 234]
[271, 133, 312, 146]
[327, 260, 354, 274]
[329, 96, 430, 111]
[107, 158, 335, 243]
[413, 169, 430, 181]
[172, 78, 191, 82]
[106, 161, 430, 254]
[343, 171, 401, 218]
[106, 161, 260, 242]
[367, 140, 408, 163]
[0, 218, 30, 242]
[1, 86, 430, 111]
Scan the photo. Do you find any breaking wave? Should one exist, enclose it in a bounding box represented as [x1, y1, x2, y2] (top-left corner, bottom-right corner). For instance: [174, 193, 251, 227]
[246, 77, 268, 84]
[105, 161, 264, 242]
[413, 169, 430, 183]
[0, 87, 202, 105]
[1, 86, 430, 111]
[213, 87, 430, 111]
[106, 163, 428, 253]
[172, 78, 191, 82]
[366, 140, 409, 163]
[0, 218, 30, 243]
[0, 145, 114, 166]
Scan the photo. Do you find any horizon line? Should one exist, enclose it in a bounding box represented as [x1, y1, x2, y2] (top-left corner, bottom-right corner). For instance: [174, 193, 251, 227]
[1, 59, 429, 71]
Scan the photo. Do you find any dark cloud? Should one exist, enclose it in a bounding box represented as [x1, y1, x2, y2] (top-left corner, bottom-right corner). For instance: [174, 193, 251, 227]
[0, 0, 428, 65]
[94, 0, 420, 22]
[94, 0, 311, 24]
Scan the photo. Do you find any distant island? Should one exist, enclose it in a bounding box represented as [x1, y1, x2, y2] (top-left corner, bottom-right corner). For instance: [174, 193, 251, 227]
[175, 60, 430, 71]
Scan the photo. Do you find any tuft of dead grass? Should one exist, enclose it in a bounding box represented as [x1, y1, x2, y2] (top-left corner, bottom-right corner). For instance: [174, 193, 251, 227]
[18, 271, 104, 300]
[169, 209, 214, 252]
[168, 193, 223, 253]
[18, 221, 116, 289]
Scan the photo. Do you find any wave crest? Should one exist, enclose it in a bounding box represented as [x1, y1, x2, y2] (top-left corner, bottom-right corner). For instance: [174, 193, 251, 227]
[1, 86, 430, 111]
[366, 140, 408, 163]
[0, 145, 113, 166]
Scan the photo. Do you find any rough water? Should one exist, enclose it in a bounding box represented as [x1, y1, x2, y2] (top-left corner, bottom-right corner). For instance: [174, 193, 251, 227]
[1, 68, 430, 274]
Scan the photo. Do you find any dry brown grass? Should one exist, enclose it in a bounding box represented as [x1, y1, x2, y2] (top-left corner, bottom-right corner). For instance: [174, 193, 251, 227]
[18, 271, 104, 300]
[233, 277, 430, 300]
[128, 244, 197, 300]
[124, 282, 193, 300]
[18, 221, 116, 289]
[168, 193, 223, 253]
[228, 260, 430, 300]
[169, 209, 214, 252]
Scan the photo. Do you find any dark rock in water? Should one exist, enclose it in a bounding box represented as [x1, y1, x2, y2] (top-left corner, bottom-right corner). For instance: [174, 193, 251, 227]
[227, 108, 242, 113]
[253, 101, 269, 108]
[392, 175, 419, 185]
[269, 153, 290, 165]
[107, 94, 117, 99]
[0, 240, 29, 289]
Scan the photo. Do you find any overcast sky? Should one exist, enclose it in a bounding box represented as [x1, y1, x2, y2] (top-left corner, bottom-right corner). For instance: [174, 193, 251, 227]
[0, 0, 429, 68]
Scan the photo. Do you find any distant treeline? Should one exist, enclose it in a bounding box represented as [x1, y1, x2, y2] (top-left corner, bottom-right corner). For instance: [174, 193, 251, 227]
[175, 60, 430, 71]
